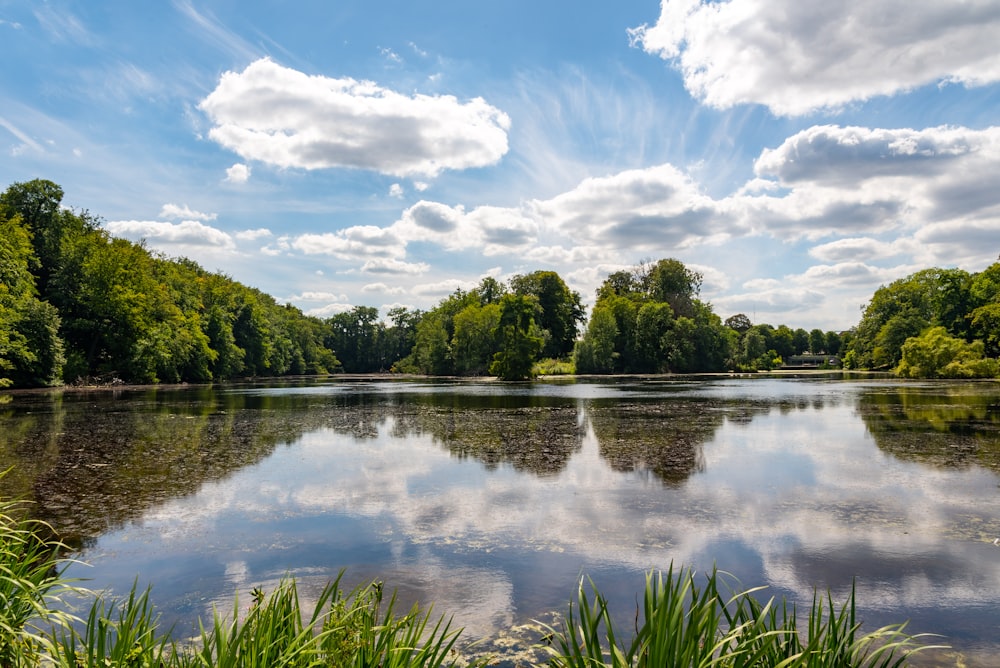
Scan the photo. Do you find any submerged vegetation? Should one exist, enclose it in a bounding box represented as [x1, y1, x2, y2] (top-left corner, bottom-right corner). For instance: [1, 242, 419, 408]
[0, 482, 943, 667]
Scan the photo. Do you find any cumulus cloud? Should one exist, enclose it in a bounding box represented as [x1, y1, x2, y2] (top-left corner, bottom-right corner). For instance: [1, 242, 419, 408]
[291, 226, 405, 259]
[362, 283, 407, 295]
[199, 58, 511, 178]
[809, 238, 902, 263]
[739, 125, 1000, 243]
[225, 163, 251, 183]
[630, 0, 1000, 115]
[360, 258, 430, 275]
[234, 228, 272, 241]
[159, 203, 217, 221]
[530, 163, 739, 250]
[412, 278, 479, 298]
[286, 291, 349, 302]
[305, 303, 355, 318]
[391, 201, 539, 255]
[754, 125, 980, 185]
[105, 219, 234, 248]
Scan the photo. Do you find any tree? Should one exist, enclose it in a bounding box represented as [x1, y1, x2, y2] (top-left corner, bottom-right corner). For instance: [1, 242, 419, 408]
[724, 313, 752, 335]
[825, 330, 843, 356]
[574, 306, 618, 374]
[896, 327, 998, 378]
[808, 329, 826, 354]
[490, 294, 544, 380]
[451, 303, 500, 375]
[642, 258, 702, 317]
[509, 270, 584, 358]
[792, 328, 809, 355]
[742, 328, 767, 369]
[0, 179, 97, 295]
[635, 302, 674, 372]
[0, 211, 65, 386]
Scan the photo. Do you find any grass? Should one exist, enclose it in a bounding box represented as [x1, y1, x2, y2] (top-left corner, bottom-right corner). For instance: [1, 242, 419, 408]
[0, 475, 944, 667]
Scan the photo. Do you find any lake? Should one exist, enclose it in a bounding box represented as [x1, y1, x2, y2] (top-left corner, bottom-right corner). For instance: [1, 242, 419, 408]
[1, 376, 999, 666]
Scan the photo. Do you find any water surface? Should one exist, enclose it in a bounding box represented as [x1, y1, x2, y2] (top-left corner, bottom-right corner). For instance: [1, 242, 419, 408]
[2, 377, 999, 666]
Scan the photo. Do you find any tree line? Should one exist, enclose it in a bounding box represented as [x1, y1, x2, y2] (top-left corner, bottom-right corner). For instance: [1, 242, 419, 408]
[2, 179, 996, 388]
[1, 180, 339, 388]
[843, 264, 1000, 378]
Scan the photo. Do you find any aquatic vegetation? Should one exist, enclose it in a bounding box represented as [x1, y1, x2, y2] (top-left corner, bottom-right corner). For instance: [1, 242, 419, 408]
[541, 565, 944, 668]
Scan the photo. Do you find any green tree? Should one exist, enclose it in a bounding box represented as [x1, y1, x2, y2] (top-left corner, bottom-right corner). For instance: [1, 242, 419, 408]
[0, 212, 64, 386]
[574, 306, 618, 374]
[724, 313, 752, 335]
[792, 327, 809, 355]
[0, 179, 97, 295]
[809, 328, 826, 354]
[742, 328, 767, 369]
[509, 270, 584, 358]
[635, 302, 674, 372]
[490, 294, 544, 380]
[896, 327, 998, 378]
[969, 261, 1000, 356]
[451, 303, 500, 375]
[641, 258, 702, 317]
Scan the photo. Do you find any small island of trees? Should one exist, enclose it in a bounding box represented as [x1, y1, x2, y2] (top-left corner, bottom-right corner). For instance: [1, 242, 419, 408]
[1, 178, 998, 389]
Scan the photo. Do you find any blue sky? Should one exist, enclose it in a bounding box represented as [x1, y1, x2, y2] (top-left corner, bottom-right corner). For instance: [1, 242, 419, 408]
[2, 0, 999, 331]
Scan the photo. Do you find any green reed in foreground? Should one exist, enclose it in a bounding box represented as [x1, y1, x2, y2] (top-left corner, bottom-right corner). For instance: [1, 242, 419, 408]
[0, 482, 79, 668]
[541, 564, 945, 668]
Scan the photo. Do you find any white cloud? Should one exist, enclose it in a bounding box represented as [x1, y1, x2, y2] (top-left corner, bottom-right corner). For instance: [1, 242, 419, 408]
[362, 283, 407, 295]
[225, 162, 251, 183]
[305, 303, 355, 318]
[234, 228, 272, 241]
[754, 125, 980, 185]
[389, 183, 404, 198]
[237, 123, 998, 323]
[809, 238, 902, 263]
[391, 200, 539, 254]
[412, 278, 479, 298]
[360, 258, 430, 275]
[159, 203, 217, 221]
[530, 163, 740, 250]
[291, 226, 405, 259]
[105, 219, 234, 248]
[199, 58, 511, 178]
[286, 291, 349, 302]
[630, 0, 1000, 115]
[737, 125, 1000, 244]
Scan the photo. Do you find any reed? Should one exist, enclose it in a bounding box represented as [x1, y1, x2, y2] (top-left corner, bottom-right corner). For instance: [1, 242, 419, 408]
[0, 472, 79, 667]
[540, 565, 945, 668]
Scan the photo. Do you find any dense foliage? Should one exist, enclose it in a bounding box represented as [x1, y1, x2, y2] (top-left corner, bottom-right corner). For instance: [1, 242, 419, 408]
[844, 262, 1000, 377]
[0, 180, 339, 387]
[5, 179, 994, 385]
[393, 272, 584, 380]
[573, 259, 842, 374]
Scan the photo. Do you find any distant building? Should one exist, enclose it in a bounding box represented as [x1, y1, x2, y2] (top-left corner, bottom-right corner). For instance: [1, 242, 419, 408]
[782, 354, 842, 369]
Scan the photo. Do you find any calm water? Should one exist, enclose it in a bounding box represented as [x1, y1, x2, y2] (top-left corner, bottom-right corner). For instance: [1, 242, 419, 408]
[2, 376, 999, 666]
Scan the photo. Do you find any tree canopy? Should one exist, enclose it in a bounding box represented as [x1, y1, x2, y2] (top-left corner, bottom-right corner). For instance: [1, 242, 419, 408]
[0, 179, 340, 387]
[3, 179, 996, 387]
[844, 261, 1000, 377]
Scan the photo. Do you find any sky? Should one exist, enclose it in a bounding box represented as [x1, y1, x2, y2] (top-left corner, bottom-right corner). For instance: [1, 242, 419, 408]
[2, 0, 999, 331]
